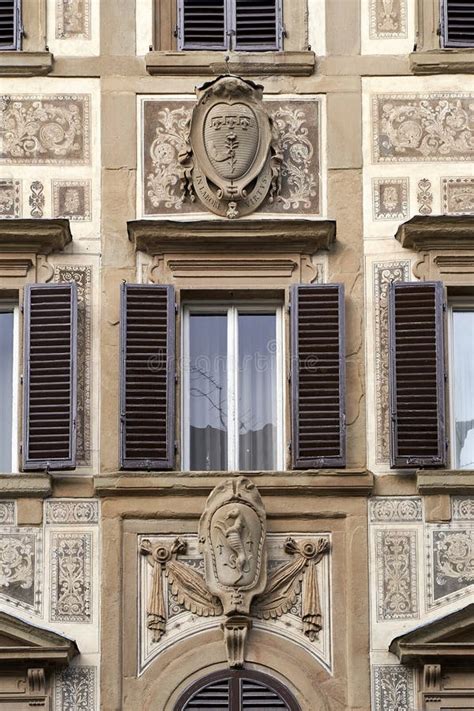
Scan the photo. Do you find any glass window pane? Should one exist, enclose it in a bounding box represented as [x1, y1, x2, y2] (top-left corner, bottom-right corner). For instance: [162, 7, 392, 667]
[452, 310, 474, 469]
[238, 313, 277, 471]
[0, 312, 14, 472]
[189, 314, 227, 471]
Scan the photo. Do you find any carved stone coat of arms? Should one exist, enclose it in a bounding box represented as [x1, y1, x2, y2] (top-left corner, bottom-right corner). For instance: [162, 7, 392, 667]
[182, 75, 281, 219]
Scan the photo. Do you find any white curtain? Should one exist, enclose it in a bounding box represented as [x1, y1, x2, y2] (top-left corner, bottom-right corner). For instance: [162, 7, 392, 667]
[0, 312, 13, 472]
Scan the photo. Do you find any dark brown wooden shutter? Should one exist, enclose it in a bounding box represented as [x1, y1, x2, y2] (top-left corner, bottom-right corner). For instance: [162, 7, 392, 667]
[443, 0, 474, 47]
[291, 284, 346, 469]
[389, 281, 446, 469]
[0, 0, 20, 50]
[178, 0, 227, 50]
[23, 283, 77, 471]
[234, 0, 282, 50]
[120, 284, 175, 470]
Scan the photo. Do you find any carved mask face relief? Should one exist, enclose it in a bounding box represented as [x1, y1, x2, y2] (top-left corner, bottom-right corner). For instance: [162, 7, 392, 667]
[199, 477, 267, 616]
[187, 76, 278, 219]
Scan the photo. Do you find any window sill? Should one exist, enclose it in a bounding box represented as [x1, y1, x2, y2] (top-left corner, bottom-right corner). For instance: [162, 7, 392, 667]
[0, 473, 52, 498]
[145, 50, 316, 77]
[0, 51, 53, 77]
[417, 469, 474, 494]
[94, 469, 374, 498]
[410, 49, 474, 75]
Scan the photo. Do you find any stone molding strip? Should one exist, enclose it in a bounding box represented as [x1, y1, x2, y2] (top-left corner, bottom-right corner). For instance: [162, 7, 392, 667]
[0, 474, 52, 499]
[0, 51, 53, 76]
[145, 51, 316, 76]
[417, 470, 474, 494]
[94, 469, 374, 498]
[410, 50, 474, 75]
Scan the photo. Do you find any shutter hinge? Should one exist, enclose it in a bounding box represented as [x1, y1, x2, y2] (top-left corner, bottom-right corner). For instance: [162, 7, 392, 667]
[174, 24, 179, 38]
[287, 442, 291, 452]
[20, 304, 24, 314]
[20, 374, 23, 385]
[281, 25, 287, 38]
[437, 23, 441, 37]
[19, 443, 22, 455]
[445, 439, 449, 452]
[442, 302, 447, 312]
[175, 441, 178, 452]
[175, 302, 178, 314]
[287, 370, 291, 383]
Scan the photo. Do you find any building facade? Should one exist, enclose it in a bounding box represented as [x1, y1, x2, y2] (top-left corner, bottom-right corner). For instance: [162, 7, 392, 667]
[0, 0, 473, 709]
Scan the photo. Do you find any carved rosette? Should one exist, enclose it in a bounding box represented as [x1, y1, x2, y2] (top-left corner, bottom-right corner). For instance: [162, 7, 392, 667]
[184, 76, 280, 219]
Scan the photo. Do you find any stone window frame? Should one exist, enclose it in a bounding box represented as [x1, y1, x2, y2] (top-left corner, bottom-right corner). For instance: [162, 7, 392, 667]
[0, 0, 53, 76]
[145, 0, 315, 76]
[411, 0, 474, 74]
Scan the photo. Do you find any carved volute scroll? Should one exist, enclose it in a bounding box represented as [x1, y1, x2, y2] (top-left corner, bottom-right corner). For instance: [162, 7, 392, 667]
[182, 75, 281, 219]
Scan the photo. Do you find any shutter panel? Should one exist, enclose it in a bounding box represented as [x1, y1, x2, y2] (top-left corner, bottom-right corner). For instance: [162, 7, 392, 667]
[23, 283, 77, 471]
[178, 0, 227, 50]
[389, 281, 446, 469]
[183, 679, 230, 709]
[120, 284, 175, 470]
[241, 679, 289, 708]
[443, 0, 474, 47]
[234, 0, 282, 50]
[291, 284, 346, 469]
[0, 0, 20, 50]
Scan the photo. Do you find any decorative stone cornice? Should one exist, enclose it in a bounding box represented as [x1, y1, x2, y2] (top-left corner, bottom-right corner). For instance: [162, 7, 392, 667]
[94, 469, 373, 498]
[0, 51, 53, 77]
[389, 602, 474, 664]
[410, 50, 474, 75]
[0, 610, 78, 664]
[145, 51, 316, 77]
[0, 474, 52, 499]
[395, 215, 474, 251]
[0, 219, 72, 255]
[128, 219, 336, 256]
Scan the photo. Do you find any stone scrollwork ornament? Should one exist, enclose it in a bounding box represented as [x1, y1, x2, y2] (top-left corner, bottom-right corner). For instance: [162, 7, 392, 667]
[140, 479, 330, 669]
[182, 75, 281, 219]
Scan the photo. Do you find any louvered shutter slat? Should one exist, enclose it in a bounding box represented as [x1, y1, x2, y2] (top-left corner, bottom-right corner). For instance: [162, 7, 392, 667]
[120, 284, 175, 470]
[234, 0, 282, 50]
[23, 284, 77, 470]
[178, 0, 227, 50]
[184, 680, 230, 709]
[0, 0, 20, 49]
[389, 281, 446, 469]
[241, 679, 289, 708]
[443, 0, 474, 46]
[291, 284, 346, 469]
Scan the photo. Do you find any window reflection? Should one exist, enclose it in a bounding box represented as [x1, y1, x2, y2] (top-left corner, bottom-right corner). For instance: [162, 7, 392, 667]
[452, 310, 474, 469]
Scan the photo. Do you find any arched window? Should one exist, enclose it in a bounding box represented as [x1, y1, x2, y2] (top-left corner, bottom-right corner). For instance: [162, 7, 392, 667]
[175, 669, 301, 710]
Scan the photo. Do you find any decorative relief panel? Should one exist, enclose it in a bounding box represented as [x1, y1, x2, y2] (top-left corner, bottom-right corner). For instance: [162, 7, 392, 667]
[0, 501, 16, 525]
[372, 177, 409, 220]
[50, 531, 92, 623]
[52, 179, 92, 221]
[56, 0, 91, 40]
[452, 497, 474, 521]
[426, 524, 474, 608]
[45, 499, 99, 525]
[29, 181, 45, 218]
[372, 665, 415, 711]
[372, 94, 474, 163]
[0, 95, 90, 165]
[417, 178, 433, 215]
[442, 177, 474, 215]
[0, 179, 21, 217]
[373, 261, 410, 464]
[370, 497, 422, 523]
[139, 532, 332, 675]
[54, 266, 92, 465]
[141, 97, 321, 217]
[54, 666, 96, 711]
[0, 527, 42, 614]
[369, 0, 408, 39]
[375, 529, 418, 620]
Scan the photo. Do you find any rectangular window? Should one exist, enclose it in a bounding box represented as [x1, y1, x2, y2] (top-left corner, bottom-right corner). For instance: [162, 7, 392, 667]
[442, 0, 474, 48]
[182, 303, 284, 471]
[0, 304, 18, 473]
[177, 0, 282, 51]
[0, 0, 21, 50]
[450, 304, 474, 470]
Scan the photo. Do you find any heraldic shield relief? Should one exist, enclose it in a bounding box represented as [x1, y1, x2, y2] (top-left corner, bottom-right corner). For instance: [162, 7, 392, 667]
[183, 75, 281, 219]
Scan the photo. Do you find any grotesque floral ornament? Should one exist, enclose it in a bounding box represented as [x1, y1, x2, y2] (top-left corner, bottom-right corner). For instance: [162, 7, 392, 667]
[181, 75, 281, 219]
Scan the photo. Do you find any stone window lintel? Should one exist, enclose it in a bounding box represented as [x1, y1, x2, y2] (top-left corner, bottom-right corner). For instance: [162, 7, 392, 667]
[145, 50, 316, 77]
[0, 51, 53, 77]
